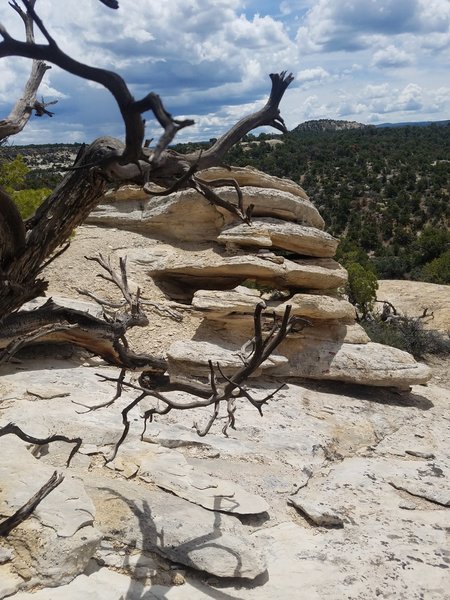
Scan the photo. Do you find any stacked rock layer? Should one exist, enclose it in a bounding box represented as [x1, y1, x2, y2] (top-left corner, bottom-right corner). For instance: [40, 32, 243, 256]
[89, 166, 430, 389]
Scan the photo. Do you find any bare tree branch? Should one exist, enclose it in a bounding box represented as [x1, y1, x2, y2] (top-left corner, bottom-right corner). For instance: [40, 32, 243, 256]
[0, 470, 64, 537]
[0, 0, 193, 165]
[95, 305, 309, 460]
[0, 422, 82, 466]
[0, 0, 52, 140]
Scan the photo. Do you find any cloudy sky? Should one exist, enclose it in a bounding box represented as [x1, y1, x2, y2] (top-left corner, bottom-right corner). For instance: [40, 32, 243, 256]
[1, 0, 449, 145]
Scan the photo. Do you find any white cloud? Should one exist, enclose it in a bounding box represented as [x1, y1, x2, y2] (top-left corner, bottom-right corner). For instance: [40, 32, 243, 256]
[297, 67, 330, 83]
[372, 45, 413, 68]
[0, 0, 449, 143]
[296, 0, 450, 53]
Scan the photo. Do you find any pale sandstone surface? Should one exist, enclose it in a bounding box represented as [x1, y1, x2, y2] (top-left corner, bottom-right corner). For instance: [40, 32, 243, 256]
[1, 356, 449, 599]
[217, 218, 338, 257]
[3, 168, 448, 598]
[197, 165, 311, 201]
[128, 246, 348, 293]
[88, 177, 324, 238]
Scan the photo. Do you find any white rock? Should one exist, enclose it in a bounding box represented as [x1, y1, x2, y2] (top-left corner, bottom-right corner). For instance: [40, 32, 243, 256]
[86, 474, 267, 579]
[279, 339, 431, 388]
[0, 438, 100, 592]
[138, 446, 269, 514]
[167, 339, 288, 378]
[130, 247, 348, 295]
[218, 218, 338, 257]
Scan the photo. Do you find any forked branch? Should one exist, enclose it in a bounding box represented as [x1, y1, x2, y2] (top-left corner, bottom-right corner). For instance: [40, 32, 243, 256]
[96, 304, 309, 461]
[0, 0, 193, 164]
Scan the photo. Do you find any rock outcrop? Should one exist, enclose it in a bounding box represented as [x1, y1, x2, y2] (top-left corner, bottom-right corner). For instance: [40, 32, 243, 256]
[89, 166, 430, 389]
[1, 356, 449, 599]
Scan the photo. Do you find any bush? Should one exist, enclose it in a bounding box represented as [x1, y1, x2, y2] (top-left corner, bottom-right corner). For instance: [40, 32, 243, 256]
[419, 249, 450, 284]
[12, 188, 51, 219]
[345, 262, 378, 318]
[362, 317, 450, 359]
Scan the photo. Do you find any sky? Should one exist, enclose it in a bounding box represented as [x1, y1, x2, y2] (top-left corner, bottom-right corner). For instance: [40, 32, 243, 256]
[0, 0, 449, 145]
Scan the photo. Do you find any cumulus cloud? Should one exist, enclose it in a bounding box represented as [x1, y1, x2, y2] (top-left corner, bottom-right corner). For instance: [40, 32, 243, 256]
[297, 67, 330, 83]
[0, 0, 448, 143]
[372, 45, 413, 68]
[335, 82, 438, 121]
[296, 0, 450, 53]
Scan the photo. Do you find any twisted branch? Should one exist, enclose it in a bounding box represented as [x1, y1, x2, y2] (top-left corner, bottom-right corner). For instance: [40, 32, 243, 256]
[95, 304, 309, 461]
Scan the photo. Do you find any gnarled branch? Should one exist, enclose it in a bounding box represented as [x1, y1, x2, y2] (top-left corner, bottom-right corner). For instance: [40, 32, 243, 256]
[95, 305, 309, 461]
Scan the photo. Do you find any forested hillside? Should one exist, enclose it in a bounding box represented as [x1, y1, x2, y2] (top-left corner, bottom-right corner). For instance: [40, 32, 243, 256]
[221, 124, 450, 283]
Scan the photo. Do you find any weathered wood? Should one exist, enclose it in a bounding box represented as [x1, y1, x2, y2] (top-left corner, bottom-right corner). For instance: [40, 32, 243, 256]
[0, 470, 64, 537]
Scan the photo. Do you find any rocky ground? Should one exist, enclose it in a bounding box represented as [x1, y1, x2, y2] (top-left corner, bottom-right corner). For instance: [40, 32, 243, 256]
[1, 221, 449, 599]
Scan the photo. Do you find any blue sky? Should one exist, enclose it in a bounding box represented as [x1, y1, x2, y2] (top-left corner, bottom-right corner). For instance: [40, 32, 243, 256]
[0, 0, 449, 145]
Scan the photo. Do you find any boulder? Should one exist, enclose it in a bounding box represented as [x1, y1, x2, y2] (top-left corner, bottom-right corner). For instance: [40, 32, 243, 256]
[271, 293, 356, 322]
[192, 287, 264, 318]
[167, 339, 288, 378]
[197, 165, 311, 201]
[88, 187, 225, 242]
[214, 185, 324, 228]
[278, 339, 431, 388]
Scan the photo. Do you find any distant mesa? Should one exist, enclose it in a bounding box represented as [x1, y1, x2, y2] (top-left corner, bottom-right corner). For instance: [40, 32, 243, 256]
[291, 118, 450, 133]
[291, 119, 371, 134]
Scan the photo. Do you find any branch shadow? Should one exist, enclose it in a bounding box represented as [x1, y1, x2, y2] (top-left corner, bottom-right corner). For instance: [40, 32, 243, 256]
[98, 487, 258, 600]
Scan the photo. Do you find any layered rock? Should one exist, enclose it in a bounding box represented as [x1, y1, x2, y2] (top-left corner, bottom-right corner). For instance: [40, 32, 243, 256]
[90, 166, 430, 389]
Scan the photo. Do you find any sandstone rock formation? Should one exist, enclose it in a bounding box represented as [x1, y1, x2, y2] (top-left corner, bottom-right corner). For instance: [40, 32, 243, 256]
[89, 166, 430, 389]
[2, 166, 444, 600]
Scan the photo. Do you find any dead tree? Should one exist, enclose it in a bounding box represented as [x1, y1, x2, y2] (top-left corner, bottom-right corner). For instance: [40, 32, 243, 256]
[0, 0, 296, 533]
[0, 1, 293, 328]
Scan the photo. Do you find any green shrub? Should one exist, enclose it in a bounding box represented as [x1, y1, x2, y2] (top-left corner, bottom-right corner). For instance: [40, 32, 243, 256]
[419, 249, 450, 284]
[345, 263, 378, 318]
[362, 317, 450, 359]
[12, 188, 51, 219]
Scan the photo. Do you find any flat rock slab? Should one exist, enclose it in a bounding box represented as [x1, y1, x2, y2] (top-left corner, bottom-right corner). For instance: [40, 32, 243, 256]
[166, 337, 429, 389]
[214, 186, 324, 228]
[192, 287, 264, 318]
[138, 446, 270, 514]
[0, 438, 95, 538]
[279, 339, 431, 388]
[198, 165, 311, 202]
[88, 187, 225, 242]
[271, 293, 356, 322]
[0, 438, 100, 593]
[0, 359, 139, 450]
[129, 247, 347, 296]
[85, 474, 267, 580]
[217, 218, 338, 257]
[10, 565, 218, 600]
